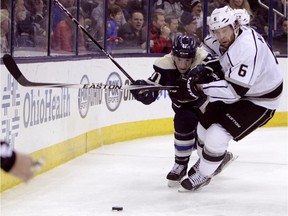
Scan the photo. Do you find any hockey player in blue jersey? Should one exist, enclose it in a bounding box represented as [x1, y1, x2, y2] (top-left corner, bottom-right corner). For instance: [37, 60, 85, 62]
[130, 35, 232, 187]
[178, 6, 283, 191]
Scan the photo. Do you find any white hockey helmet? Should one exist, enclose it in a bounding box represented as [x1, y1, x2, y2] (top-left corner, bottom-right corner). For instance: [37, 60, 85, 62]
[234, 8, 250, 25]
[209, 6, 237, 30]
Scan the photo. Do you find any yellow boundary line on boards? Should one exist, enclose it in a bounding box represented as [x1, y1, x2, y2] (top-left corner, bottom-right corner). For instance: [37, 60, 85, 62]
[1, 113, 286, 192]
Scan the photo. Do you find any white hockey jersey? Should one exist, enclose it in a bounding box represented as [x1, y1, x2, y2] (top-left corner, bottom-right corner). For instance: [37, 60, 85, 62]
[201, 26, 283, 110]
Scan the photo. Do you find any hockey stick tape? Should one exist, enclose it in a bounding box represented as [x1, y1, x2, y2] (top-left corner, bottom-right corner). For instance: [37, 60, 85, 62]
[31, 157, 46, 173]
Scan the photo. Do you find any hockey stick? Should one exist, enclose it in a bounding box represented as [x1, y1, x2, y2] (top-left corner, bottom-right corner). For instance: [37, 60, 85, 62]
[53, 0, 135, 83]
[2, 54, 177, 91]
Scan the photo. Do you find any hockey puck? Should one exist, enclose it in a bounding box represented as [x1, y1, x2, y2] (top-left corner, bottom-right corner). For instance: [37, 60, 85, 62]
[112, 206, 123, 211]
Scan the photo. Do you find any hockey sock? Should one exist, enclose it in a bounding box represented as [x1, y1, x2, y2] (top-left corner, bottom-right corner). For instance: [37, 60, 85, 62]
[175, 156, 190, 165]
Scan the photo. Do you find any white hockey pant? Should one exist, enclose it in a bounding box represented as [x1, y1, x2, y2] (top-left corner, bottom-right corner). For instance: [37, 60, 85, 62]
[197, 123, 233, 176]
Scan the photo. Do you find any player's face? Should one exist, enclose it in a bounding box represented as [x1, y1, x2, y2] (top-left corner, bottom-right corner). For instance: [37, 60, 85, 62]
[213, 25, 235, 48]
[174, 57, 193, 74]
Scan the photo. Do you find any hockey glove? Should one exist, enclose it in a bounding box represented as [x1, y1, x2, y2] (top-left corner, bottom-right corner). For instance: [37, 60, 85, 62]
[188, 64, 224, 84]
[130, 80, 157, 105]
[169, 75, 199, 103]
[186, 76, 204, 99]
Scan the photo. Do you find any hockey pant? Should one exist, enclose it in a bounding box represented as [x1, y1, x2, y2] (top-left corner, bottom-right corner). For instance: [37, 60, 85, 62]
[196, 100, 275, 176]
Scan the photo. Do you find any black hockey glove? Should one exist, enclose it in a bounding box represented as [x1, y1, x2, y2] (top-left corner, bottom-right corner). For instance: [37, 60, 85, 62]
[169, 75, 199, 103]
[188, 64, 224, 85]
[130, 80, 157, 105]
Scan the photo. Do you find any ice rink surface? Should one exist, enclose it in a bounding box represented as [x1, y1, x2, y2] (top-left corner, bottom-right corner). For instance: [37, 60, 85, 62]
[1, 127, 287, 216]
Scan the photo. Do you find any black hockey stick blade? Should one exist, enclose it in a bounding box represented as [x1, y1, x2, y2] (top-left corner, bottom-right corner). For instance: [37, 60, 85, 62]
[2, 54, 178, 91]
[3, 54, 60, 87]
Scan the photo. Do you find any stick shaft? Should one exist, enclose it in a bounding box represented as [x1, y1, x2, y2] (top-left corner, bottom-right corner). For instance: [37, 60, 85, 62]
[53, 0, 135, 83]
[2, 54, 177, 91]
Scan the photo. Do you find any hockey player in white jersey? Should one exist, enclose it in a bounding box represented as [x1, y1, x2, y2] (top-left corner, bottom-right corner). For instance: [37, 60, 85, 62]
[178, 6, 283, 191]
[130, 35, 232, 187]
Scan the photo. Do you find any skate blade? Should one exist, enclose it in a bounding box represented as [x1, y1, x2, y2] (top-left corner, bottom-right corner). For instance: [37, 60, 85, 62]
[168, 180, 181, 188]
[213, 155, 239, 176]
[178, 187, 192, 192]
[178, 186, 200, 192]
[178, 179, 211, 192]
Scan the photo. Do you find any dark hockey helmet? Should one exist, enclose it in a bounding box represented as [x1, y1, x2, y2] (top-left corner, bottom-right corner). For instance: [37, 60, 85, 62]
[172, 35, 197, 58]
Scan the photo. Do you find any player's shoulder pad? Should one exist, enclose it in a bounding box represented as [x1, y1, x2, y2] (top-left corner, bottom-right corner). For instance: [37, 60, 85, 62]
[191, 47, 209, 68]
[153, 53, 175, 70]
[228, 28, 257, 65]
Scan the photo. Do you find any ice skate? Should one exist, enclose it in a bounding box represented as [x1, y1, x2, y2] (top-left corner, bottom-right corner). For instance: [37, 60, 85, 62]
[179, 171, 211, 192]
[187, 152, 237, 177]
[187, 158, 200, 176]
[166, 163, 187, 187]
[213, 152, 237, 176]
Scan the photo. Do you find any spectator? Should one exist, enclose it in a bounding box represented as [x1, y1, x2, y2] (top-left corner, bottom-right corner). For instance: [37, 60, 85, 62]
[208, 0, 228, 15]
[150, 11, 172, 53]
[153, 0, 183, 17]
[85, 0, 116, 51]
[126, 0, 146, 15]
[164, 13, 181, 42]
[81, 0, 98, 19]
[190, 0, 203, 29]
[180, 0, 192, 12]
[115, 0, 129, 26]
[258, 0, 285, 22]
[31, 0, 48, 47]
[15, 0, 36, 47]
[117, 11, 146, 49]
[51, 6, 86, 53]
[273, 17, 288, 54]
[229, 0, 253, 14]
[154, 0, 164, 12]
[229, 0, 268, 36]
[106, 4, 123, 52]
[52, 0, 75, 31]
[249, 6, 268, 36]
[90, 0, 116, 45]
[178, 11, 202, 45]
[0, 9, 9, 54]
[0, 0, 10, 10]
[230, 0, 270, 37]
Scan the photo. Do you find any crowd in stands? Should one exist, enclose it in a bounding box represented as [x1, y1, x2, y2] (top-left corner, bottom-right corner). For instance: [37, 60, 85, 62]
[0, 0, 287, 56]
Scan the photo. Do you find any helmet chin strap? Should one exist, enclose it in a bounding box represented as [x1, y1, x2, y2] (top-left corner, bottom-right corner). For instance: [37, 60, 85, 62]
[233, 20, 241, 39]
